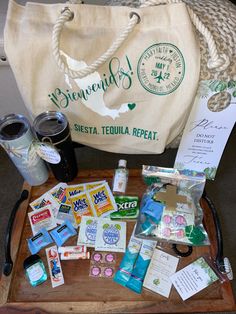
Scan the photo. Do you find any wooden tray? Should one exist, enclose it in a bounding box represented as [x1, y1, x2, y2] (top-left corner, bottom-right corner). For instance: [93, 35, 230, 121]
[0, 169, 235, 313]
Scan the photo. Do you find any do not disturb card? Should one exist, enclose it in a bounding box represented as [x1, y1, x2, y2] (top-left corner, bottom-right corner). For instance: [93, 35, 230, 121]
[175, 80, 236, 179]
[143, 249, 179, 298]
[170, 257, 219, 301]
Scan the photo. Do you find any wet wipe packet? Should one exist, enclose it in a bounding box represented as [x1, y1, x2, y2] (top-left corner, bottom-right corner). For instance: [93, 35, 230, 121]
[87, 183, 117, 218]
[27, 228, 53, 254]
[70, 191, 95, 226]
[66, 183, 85, 199]
[50, 220, 77, 247]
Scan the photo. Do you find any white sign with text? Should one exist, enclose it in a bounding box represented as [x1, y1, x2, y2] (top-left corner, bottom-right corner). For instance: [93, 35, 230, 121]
[175, 80, 236, 179]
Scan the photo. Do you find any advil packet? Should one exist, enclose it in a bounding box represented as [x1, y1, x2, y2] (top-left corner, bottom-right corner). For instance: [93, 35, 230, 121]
[88, 183, 117, 217]
[70, 192, 95, 225]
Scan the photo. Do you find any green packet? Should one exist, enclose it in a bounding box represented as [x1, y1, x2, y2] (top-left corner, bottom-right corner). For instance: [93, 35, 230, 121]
[110, 196, 139, 219]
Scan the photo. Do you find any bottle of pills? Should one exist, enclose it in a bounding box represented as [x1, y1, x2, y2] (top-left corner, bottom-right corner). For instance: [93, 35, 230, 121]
[112, 159, 128, 195]
[23, 254, 47, 287]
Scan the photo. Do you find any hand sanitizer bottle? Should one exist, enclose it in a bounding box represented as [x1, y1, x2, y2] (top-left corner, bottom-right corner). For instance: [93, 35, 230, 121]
[112, 159, 128, 194]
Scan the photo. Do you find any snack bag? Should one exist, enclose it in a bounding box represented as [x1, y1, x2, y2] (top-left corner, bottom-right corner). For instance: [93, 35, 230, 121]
[135, 166, 209, 246]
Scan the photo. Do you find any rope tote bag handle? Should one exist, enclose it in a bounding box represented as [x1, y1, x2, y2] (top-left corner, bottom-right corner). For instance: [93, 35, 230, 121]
[52, 0, 230, 79]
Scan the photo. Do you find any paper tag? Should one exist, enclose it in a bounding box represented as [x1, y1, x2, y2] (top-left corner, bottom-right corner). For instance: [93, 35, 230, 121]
[170, 257, 218, 300]
[143, 249, 179, 298]
[33, 142, 61, 164]
[175, 80, 236, 179]
[46, 245, 64, 288]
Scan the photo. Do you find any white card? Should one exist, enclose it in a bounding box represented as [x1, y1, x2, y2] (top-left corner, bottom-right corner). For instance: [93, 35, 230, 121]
[143, 249, 179, 298]
[175, 80, 236, 179]
[77, 216, 98, 248]
[170, 257, 219, 301]
[95, 218, 126, 252]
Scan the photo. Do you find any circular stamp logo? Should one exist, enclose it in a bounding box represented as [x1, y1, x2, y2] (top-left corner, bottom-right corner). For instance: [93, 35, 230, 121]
[137, 43, 185, 95]
[102, 225, 120, 245]
[85, 221, 97, 242]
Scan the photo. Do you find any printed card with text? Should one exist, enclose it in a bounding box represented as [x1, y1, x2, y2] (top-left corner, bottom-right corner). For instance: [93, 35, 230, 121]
[175, 80, 236, 179]
[143, 249, 179, 298]
[170, 257, 219, 301]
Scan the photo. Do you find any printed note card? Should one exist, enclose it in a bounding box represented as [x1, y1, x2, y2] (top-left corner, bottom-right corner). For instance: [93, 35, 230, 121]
[170, 257, 219, 301]
[143, 249, 179, 298]
[175, 80, 236, 179]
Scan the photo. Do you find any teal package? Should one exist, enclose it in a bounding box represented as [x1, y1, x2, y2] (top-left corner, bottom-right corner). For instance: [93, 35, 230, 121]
[113, 226, 143, 287]
[126, 239, 156, 294]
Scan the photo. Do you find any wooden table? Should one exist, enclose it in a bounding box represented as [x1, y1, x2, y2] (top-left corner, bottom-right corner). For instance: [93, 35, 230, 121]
[0, 169, 235, 313]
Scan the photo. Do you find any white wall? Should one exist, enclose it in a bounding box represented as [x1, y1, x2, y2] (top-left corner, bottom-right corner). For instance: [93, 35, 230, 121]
[0, 0, 107, 120]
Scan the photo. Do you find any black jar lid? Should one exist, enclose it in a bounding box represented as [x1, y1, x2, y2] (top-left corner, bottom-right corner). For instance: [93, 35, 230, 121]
[0, 114, 29, 141]
[33, 111, 67, 137]
[23, 254, 41, 270]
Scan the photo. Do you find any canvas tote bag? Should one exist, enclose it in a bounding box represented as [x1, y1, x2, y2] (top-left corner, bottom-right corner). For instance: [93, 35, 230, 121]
[4, 0, 227, 154]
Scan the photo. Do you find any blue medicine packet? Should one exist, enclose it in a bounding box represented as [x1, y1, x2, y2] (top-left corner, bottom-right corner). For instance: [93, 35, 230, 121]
[27, 228, 53, 254]
[50, 220, 77, 246]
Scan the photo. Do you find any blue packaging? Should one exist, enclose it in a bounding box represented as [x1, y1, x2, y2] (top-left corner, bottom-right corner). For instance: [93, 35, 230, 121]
[126, 239, 156, 294]
[114, 226, 143, 287]
[50, 220, 77, 246]
[27, 228, 53, 254]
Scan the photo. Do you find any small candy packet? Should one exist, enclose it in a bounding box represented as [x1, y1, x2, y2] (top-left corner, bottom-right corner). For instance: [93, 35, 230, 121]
[111, 196, 139, 219]
[87, 183, 117, 218]
[50, 220, 77, 247]
[77, 216, 98, 248]
[46, 245, 64, 288]
[28, 206, 57, 235]
[27, 228, 53, 254]
[48, 183, 70, 205]
[91, 252, 116, 264]
[89, 265, 115, 278]
[66, 183, 85, 199]
[60, 251, 90, 260]
[30, 192, 59, 218]
[70, 192, 95, 226]
[84, 180, 106, 191]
